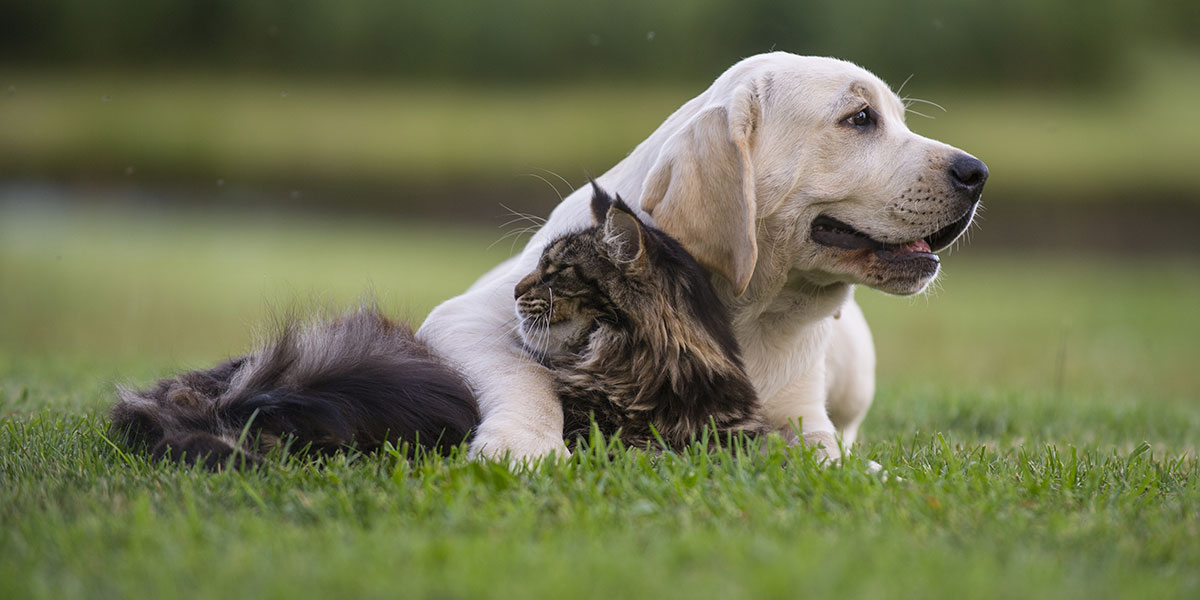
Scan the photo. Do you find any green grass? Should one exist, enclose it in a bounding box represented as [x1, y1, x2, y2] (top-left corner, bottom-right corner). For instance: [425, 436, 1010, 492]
[3, 49, 1200, 200]
[2, 204, 1199, 599]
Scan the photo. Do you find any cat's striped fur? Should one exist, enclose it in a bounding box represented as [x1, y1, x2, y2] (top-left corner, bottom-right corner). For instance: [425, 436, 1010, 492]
[515, 184, 764, 449]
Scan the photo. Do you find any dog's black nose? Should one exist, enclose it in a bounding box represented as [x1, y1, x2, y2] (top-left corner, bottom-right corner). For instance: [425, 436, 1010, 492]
[948, 155, 988, 197]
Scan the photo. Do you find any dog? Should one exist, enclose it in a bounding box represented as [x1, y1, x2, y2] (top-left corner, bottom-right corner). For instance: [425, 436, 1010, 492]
[418, 52, 987, 462]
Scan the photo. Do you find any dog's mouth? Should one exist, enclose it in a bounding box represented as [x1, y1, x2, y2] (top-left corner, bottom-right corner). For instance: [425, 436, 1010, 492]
[810, 209, 974, 262]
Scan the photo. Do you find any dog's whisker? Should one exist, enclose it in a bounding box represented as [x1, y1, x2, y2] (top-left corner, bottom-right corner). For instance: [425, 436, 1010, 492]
[902, 96, 947, 112]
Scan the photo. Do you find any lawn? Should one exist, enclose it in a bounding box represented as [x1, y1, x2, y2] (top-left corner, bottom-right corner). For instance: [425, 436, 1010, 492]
[1, 203, 1198, 599]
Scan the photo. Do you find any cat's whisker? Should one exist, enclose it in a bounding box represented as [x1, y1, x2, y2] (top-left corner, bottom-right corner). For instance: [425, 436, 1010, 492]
[522, 173, 566, 203]
[512, 307, 545, 363]
[497, 213, 545, 229]
[535, 168, 576, 196]
[489, 201, 548, 251]
[489, 223, 542, 251]
[531, 313, 549, 364]
[474, 311, 528, 350]
[542, 286, 554, 362]
[540, 309, 553, 362]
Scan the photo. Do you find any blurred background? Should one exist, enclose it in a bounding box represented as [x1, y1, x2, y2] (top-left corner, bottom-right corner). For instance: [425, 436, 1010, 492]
[1, 1, 1198, 426]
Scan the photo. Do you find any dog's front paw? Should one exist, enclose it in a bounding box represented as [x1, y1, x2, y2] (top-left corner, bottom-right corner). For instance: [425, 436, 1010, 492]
[801, 430, 843, 465]
[469, 420, 570, 464]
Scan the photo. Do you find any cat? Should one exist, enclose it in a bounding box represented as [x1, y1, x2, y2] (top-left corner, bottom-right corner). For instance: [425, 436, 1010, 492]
[109, 183, 764, 468]
[110, 308, 480, 469]
[514, 183, 765, 449]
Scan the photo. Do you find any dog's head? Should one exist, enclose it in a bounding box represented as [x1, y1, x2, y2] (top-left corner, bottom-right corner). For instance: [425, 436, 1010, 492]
[641, 53, 986, 297]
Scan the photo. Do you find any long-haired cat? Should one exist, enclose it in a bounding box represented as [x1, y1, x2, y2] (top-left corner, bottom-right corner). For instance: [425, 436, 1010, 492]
[515, 184, 764, 448]
[110, 184, 763, 467]
[110, 307, 480, 468]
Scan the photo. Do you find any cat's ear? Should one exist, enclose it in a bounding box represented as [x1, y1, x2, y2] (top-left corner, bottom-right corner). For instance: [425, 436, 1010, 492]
[589, 178, 613, 225]
[602, 203, 646, 265]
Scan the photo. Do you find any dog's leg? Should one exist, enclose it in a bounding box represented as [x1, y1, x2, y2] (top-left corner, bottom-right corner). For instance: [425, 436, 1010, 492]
[763, 366, 842, 465]
[824, 298, 876, 447]
[418, 280, 570, 462]
[823, 299, 888, 474]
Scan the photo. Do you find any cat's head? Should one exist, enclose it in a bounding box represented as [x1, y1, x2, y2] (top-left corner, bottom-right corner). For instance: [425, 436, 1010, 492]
[514, 182, 736, 362]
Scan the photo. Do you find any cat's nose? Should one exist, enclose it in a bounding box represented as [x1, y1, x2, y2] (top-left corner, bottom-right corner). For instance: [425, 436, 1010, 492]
[514, 273, 538, 299]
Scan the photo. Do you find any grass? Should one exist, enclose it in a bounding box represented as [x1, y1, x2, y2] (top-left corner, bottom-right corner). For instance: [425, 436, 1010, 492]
[3, 49, 1200, 200]
[2, 203, 1199, 599]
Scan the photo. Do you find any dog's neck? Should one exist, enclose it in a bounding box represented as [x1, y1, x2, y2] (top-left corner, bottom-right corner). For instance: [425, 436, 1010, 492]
[713, 267, 850, 402]
[716, 269, 851, 328]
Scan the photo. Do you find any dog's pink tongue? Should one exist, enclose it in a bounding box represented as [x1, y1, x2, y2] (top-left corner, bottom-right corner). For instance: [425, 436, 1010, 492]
[901, 239, 932, 254]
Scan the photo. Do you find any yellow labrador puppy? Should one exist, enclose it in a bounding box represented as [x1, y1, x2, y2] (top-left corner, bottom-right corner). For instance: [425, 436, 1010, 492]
[419, 52, 987, 461]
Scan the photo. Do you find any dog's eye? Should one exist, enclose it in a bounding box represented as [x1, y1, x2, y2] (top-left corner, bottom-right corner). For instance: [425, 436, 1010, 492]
[844, 107, 874, 129]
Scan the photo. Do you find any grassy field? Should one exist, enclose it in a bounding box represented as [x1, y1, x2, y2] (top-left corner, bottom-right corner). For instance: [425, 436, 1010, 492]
[3, 49, 1200, 202]
[2, 203, 1199, 599]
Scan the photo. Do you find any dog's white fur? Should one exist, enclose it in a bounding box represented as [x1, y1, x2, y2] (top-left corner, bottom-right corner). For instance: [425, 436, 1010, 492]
[418, 53, 981, 461]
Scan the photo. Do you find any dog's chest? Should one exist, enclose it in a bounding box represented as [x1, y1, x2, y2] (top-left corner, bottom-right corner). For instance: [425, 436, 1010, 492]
[734, 287, 843, 401]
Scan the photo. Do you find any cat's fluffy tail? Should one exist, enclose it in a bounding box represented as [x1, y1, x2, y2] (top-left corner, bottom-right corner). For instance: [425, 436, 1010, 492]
[110, 306, 479, 469]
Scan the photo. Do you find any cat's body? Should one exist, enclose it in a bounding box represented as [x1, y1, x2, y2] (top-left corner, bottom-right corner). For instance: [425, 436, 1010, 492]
[514, 186, 765, 449]
[110, 309, 480, 468]
[110, 184, 764, 467]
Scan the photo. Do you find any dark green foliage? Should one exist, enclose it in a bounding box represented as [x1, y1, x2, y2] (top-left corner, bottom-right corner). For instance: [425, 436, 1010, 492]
[1, 0, 1195, 87]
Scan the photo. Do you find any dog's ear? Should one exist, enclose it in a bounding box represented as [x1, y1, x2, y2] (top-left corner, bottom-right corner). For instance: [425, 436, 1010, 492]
[602, 200, 646, 266]
[641, 83, 760, 295]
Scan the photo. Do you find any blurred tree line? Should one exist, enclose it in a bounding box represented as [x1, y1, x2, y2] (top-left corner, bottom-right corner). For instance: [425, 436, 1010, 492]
[1, 0, 1195, 87]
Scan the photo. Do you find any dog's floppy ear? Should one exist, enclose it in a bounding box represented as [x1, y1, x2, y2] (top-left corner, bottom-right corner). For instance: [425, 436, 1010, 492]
[641, 82, 760, 295]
